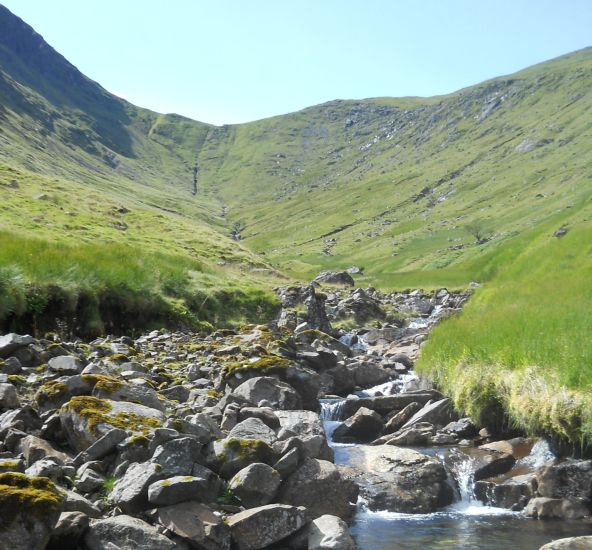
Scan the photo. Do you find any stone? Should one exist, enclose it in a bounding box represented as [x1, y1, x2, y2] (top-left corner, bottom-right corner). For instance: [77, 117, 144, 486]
[0, 405, 41, 434]
[479, 437, 533, 459]
[278, 458, 359, 521]
[62, 490, 102, 518]
[401, 398, 456, 429]
[210, 437, 277, 479]
[473, 452, 516, 481]
[474, 473, 536, 511]
[83, 427, 127, 461]
[0, 383, 20, 409]
[383, 401, 422, 434]
[352, 362, 390, 388]
[339, 391, 438, 420]
[443, 417, 478, 438]
[26, 458, 63, 481]
[151, 436, 204, 476]
[75, 469, 104, 493]
[381, 422, 436, 446]
[0, 356, 22, 374]
[108, 461, 163, 513]
[308, 514, 356, 550]
[84, 515, 175, 550]
[233, 376, 302, 410]
[0, 333, 34, 358]
[18, 435, 70, 466]
[154, 501, 231, 550]
[237, 407, 281, 430]
[60, 397, 164, 452]
[47, 511, 90, 550]
[228, 463, 281, 507]
[93, 380, 165, 412]
[347, 445, 454, 513]
[0, 457, 25, 473]
[333, 407, 384, 443]
[228, 417, 277, 446]
[227, 503, 307, 550]
[0, 472, 64, 550]
[48, 355, 84, 375]
[539, 536, 592, 550]
[148, 474, 219, 506]
[525, 497, 590, 519]
[314, 271, 355, 286]
[537, 459, 592, 499]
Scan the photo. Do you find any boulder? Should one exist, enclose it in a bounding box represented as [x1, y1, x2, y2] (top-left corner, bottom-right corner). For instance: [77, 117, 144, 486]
[148, 474, 219, 506]
[474, 473, 536, 510]
[536, 460, 592, 499]
[237, 407, 281, 430]
[401, 398, 456, 430]
[0, 473, 64, 550]
[339, 391, 438, 420]
[154, 502, 231, 550]
[308, 514, 356, 550]
[525, 497, 590, 520]
[228, 463, 281, 507]
[84, 515, 175, 550]
[539, 537, 592, 550]
[228, 417, 277, 446]
[227, 503, 307, 550]
[210, 438, 277, 479]
[473, 452, 516, 481]
[233, 377, 302, 410]
[18, 435, 70, 466]
[48, 356, 84, 375]
[314, 271, 355, 286]
[348, 446, 453, 513]
[47, 511, 90, 550]
[479, 437, 533, 459]
[0, 383, 20, 409]
[151, 436, 203, 476]
[352, 362, 390, 388]
[333, 407, 384, 443]
[0, 334, 34, 358]
[108, 461, 163, 513]
[277, 458, 359, 521]
[442, 417, 478, 438]
[60, 397, 164, 452]
[92, 379, 165, 412]
[383, 401, 422, 434]
[381, 422, 436, 446]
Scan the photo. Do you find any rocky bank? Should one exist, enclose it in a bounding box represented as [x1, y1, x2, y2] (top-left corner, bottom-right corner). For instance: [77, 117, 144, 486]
[0, 275, 590, 549]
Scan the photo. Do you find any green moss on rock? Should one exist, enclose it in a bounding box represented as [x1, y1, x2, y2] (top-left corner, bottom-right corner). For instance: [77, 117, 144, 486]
[223, 354, 291, 379]
[0, 473, 64, 531]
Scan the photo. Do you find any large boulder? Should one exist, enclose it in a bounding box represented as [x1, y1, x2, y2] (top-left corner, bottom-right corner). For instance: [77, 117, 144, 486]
[536, 460, 592, 499]
[228, 463, 281, 507]
[277, 458, 359, 521]
[108, 461, 163, 513]
[84, 515, 175, 550]
[148, 474, 220, 507]
[474, 473, 536, 510]
[539, 537, 592, 549]
[228, 417, 277, 446]
[348, 446, 453, 513]
[525, 497, 590, 520]
[59, 397, 164, 452]
[150, 436, 204, 476]
[233, 377, 302, 410]
[0, 383, 20, 409]
[92, 379, 165, 412]
[314, 271, 355, 286]
[401, 398, 456, 430]
[339, 391, 438, 420]
[0, 334, 34, 358]
[333, 407, 384, 443]
[209, 437, 277, 479]
[227, 503, 307, 550]
[0, 473, 64, 550]
[308, 514, 356, 550]
[154, 502, 231, 550]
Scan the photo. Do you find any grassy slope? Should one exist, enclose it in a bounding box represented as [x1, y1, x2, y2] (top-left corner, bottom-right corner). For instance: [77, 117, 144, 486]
[1, 6, 591, 445]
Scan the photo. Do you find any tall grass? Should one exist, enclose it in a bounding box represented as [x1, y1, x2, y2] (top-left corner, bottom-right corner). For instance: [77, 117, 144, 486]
[417, 222, 592, 448]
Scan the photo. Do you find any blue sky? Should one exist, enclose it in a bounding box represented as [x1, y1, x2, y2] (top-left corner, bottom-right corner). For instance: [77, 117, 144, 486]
[2, 0, 591, 125]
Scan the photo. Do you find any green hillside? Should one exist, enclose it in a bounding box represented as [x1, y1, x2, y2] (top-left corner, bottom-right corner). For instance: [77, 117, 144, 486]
[0, 6, 590, 445]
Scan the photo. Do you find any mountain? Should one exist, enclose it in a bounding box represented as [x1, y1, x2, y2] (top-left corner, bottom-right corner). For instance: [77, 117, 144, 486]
[0, 5, 591, 445]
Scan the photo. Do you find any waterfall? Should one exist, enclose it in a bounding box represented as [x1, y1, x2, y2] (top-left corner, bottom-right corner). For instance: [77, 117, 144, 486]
[445, 450, 479, 505]
[320, 398, 347, 421]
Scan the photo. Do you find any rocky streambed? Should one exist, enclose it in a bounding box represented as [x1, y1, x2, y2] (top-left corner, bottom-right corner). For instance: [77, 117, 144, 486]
[0, 279, 591, 549]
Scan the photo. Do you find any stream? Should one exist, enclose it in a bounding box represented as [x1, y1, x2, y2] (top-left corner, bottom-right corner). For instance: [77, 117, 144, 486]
[321, 393, 592, 549]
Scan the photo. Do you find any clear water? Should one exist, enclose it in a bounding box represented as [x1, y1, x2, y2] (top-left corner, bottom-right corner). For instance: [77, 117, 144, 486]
[320, 400, 592, 549]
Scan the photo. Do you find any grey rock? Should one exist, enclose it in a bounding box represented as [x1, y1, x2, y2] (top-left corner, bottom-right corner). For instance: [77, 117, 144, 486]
[93, 380, 165, 412]
[108, 461, 163, 513]
[228, 417, 277, 446]
[227, 503, 307, 550]
[84, 428, 127, 461]
[443, 417, 478, 438]
[62, 490, 102, 518]
[26, 458, 63, 481]
[352, 362, 390, 388]
[1, 356, 22, 374]
[0, 457, 25, 472]
[0, 333, 34, 358]
[228, 463, 282, 507]
[539, 536, 592, 549]
[475, 473, 536, 510]
[473, 452, 516, 481]
[278, 458, 359, 521]
[314, 271, 355, 286]
[333, 407, 384, 443]
[237, 407, 281, 430]
[0, 383, 20, 409]
[233, 376, 302, 410]
[347, 445, 453, 513]
[47, 511, 90, 550]
[308, 514, 356, 550]
[18, 434, 70, 466]
[401, 398, 456, 430]
[151, 436, 203, 476]
[75, 469, 105, 493]
[339, 391, 438, 420]
[210, 437, 276, 479]
[383, 401, 422, 434]
[525, 497, 590, 519]
[537, 459, 592, 499]
[154, 501, 231, 550]
[148, 474, 219, 506]
[48, 355, 84, 375]
[381, 422, 436, 446]
[84, 515, 175, 550]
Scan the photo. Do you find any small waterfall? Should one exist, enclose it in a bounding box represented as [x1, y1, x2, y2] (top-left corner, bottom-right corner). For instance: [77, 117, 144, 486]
[339, 333, 369, 351]
[444, 450, 479, 505]
[517, 439, 555, 469]
[320, 399, 347, 421]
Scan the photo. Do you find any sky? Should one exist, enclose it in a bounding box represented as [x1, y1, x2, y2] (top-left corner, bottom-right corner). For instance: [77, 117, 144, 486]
[2, 0, 591, 125]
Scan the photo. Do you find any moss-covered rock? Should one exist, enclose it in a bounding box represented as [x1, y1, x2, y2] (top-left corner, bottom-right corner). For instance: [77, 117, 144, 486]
[0, 473, 64, 548]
